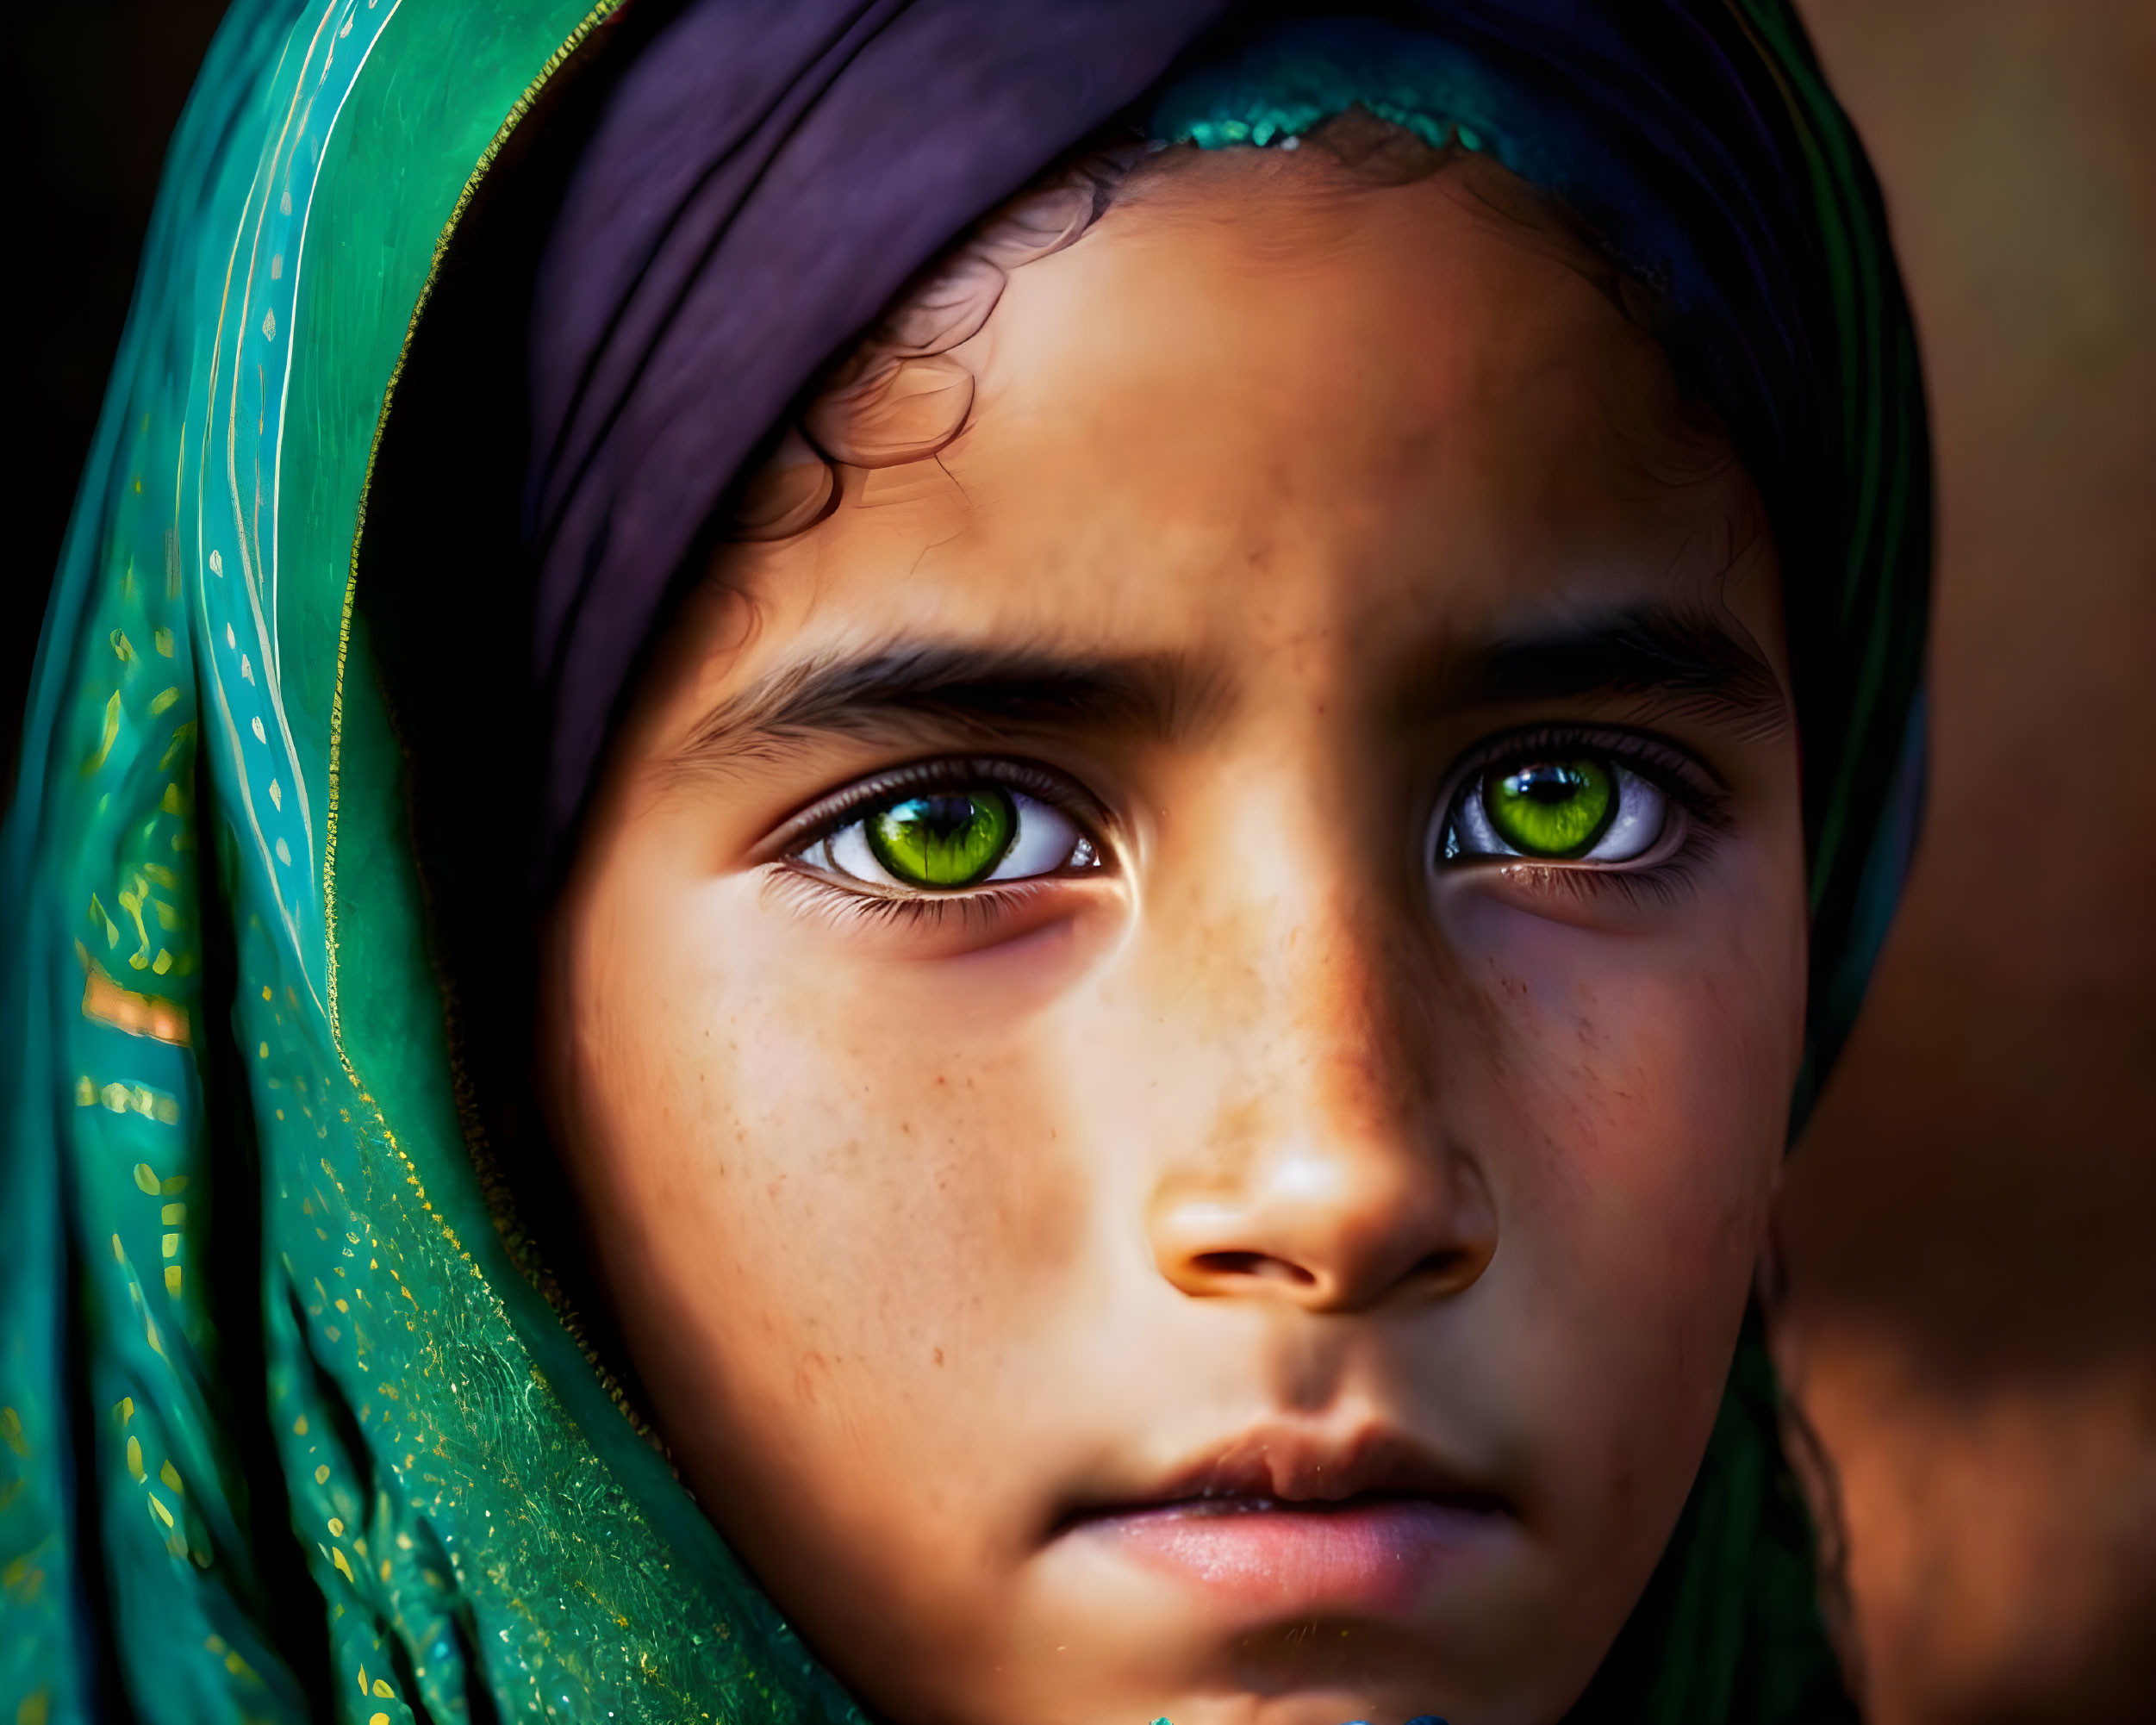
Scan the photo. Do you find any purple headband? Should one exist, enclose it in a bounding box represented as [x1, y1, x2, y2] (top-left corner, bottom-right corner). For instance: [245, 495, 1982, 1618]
[527, 0, 1224, 860]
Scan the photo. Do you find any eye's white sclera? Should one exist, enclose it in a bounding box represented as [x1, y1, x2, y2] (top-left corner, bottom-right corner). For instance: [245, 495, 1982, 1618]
[822, 821, 888, 883]
[1584, 767, 1668, 862]
[811, 791, 1087, 888]
[1446, 761, 1672, 863]
[986, 796, 1085, 881]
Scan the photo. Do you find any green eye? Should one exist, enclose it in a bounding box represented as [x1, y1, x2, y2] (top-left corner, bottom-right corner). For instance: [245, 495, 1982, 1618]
[866, 788, 1017, 887]
[1481, 757, 1616, 858]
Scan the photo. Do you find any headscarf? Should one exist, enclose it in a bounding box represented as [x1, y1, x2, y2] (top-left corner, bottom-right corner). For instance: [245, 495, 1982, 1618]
[0, 3, 1924, 1722]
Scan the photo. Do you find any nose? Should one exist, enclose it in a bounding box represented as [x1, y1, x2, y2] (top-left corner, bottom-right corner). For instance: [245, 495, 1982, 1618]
[1149, 1131, 1497, 1311]
[1143, 906, 1498, 1314]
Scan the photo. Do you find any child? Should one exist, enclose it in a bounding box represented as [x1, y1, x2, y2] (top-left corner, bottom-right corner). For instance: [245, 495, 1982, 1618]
[1, 4, 1926, 1722]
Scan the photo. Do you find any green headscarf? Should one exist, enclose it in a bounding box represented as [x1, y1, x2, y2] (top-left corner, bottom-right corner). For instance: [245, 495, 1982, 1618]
[3, 2, 1916, 1720]
[3, 3, 859, 1718]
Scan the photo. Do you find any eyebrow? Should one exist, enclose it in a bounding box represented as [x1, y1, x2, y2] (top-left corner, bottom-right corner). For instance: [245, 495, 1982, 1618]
[675, 603, 1787, 771]
[673, 642, 1218, 768]
[1423, 603, 1791, 739]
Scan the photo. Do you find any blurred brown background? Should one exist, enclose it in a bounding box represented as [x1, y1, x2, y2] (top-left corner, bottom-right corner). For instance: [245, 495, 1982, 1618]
[9, 3, 2154, 1719]
[1779, 3, 2156, 1721]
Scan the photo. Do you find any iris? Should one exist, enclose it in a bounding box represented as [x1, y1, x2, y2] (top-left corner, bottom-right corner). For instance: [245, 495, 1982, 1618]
[867, 789, 1018, 887]
[1482, 757, 1616, 858]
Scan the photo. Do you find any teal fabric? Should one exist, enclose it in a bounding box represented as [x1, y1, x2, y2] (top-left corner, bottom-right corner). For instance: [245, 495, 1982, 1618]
[0, 3, 866, 1720]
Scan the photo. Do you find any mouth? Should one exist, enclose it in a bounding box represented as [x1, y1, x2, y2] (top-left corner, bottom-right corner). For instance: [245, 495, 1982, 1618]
[1056, 1429, 1516, 1616]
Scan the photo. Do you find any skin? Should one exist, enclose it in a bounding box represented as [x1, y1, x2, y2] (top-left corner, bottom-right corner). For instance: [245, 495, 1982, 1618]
[543, 147, 1809, 1725]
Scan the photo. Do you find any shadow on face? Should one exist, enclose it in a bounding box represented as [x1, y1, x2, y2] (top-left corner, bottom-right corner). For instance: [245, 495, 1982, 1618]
[542, 144, 1808, 1725]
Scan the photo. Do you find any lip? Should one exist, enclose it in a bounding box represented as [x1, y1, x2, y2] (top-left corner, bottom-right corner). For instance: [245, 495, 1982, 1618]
[1058, 1426, 1514, 1616]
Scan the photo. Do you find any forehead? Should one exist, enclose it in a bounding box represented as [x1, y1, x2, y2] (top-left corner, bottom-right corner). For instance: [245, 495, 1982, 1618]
[713, 153, 1765, 683]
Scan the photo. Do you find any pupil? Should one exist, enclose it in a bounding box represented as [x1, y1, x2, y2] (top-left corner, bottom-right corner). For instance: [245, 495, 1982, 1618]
[912, 796, 979, 841]
[1521, 767, 1585, 804]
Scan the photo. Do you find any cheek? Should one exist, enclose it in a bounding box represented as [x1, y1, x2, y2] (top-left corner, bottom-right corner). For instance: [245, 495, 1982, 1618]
[1442, 868, 1800, 1232]
[558, 857, 1095, 1473]
[1432, 859, 1803, 1509]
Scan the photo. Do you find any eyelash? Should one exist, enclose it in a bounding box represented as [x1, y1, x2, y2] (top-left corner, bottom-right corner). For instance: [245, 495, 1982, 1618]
[1434, 723, 1731, 891]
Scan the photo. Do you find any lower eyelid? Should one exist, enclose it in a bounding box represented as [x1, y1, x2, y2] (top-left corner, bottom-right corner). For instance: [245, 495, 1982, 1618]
[1494, 851, 1712, 913]
[761, 865, 1106, 944]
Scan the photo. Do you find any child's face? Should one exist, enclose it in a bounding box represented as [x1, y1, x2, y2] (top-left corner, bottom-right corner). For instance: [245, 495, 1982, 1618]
[545, 153, 1806, 1725]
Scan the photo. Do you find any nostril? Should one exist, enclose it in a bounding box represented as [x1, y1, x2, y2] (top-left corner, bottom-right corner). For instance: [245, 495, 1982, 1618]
[1191, 1251, 1317, 1286]
[1409, 1245, 1489, 1294]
